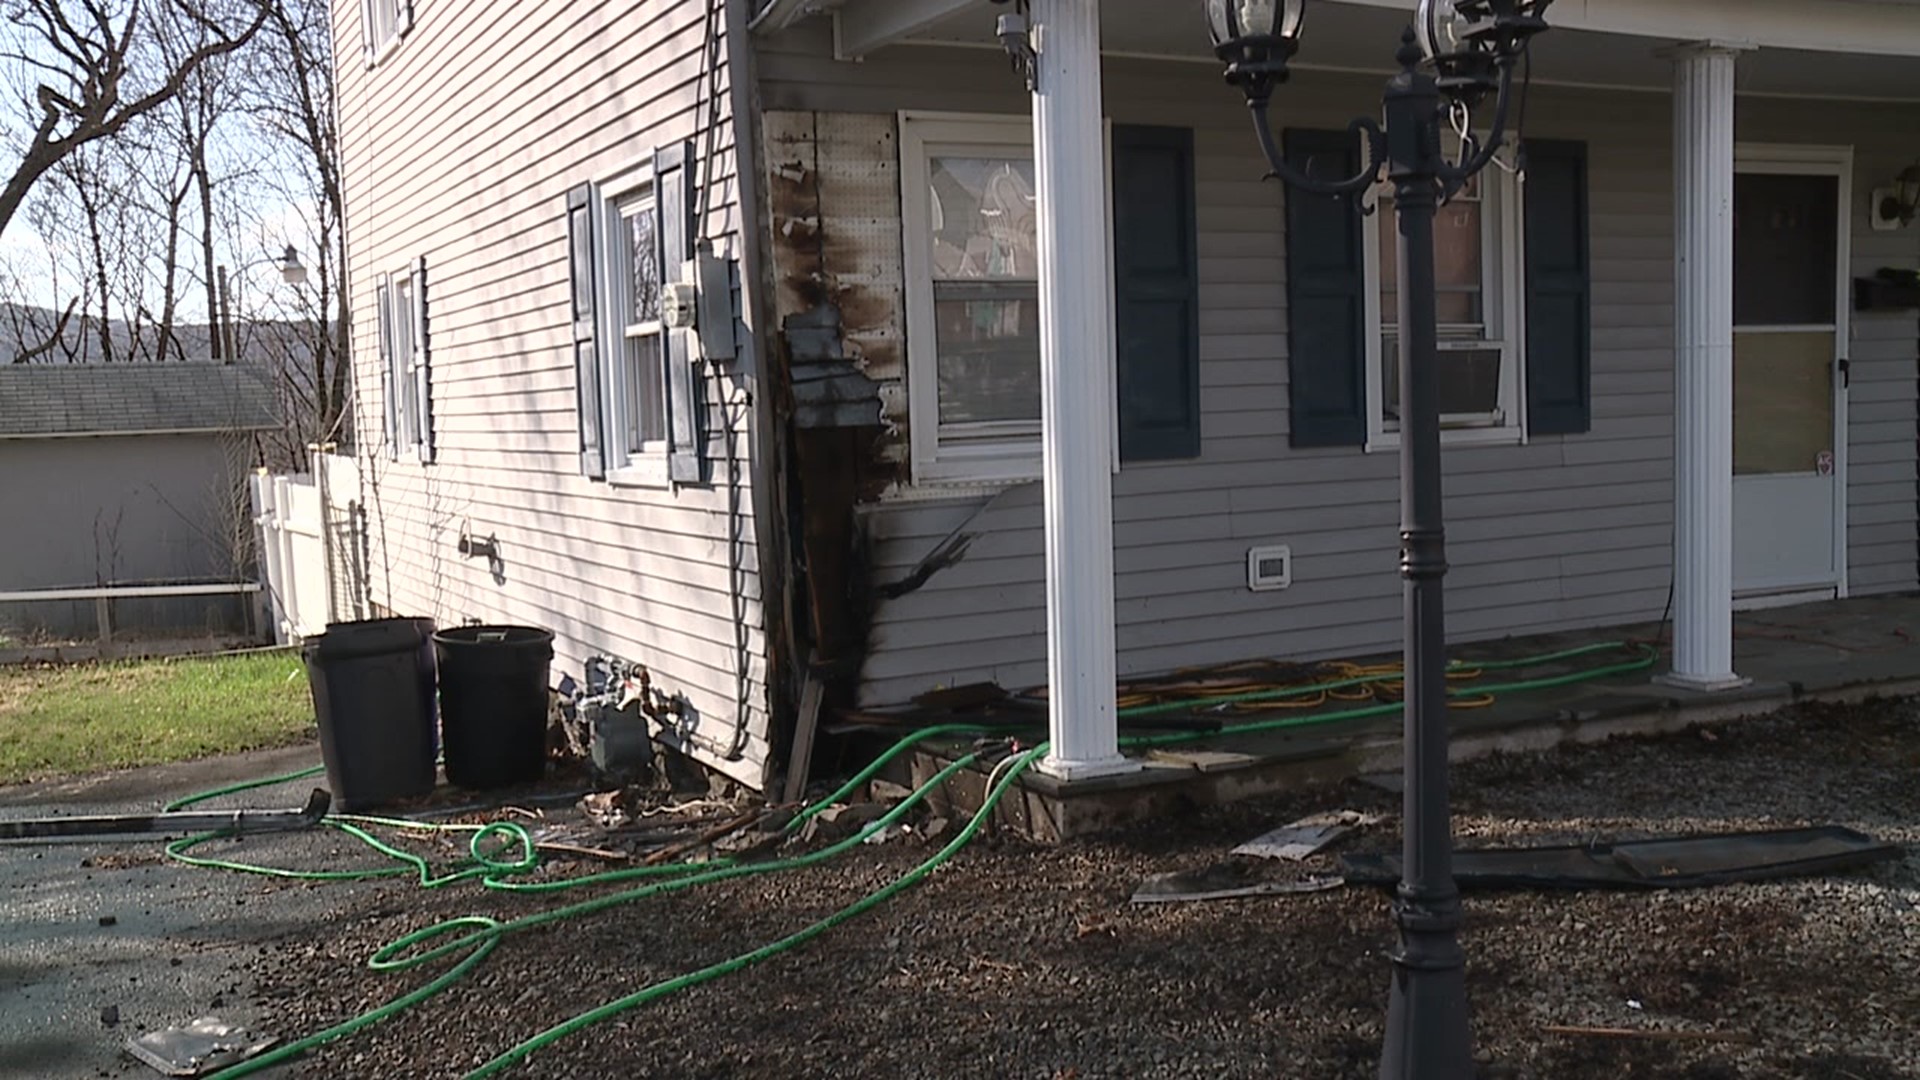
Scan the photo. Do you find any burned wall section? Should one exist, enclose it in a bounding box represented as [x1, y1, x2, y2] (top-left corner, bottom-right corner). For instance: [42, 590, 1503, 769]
[763, 111, 911, 690]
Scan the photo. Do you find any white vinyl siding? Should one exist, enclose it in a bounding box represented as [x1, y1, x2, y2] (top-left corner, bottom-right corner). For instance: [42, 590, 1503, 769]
[335, 0, 772, 786]
[754, 23, 1918, 706]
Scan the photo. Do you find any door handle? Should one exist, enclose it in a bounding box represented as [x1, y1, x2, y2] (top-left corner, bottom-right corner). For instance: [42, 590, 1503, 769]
[1837, 357, 1851, 389]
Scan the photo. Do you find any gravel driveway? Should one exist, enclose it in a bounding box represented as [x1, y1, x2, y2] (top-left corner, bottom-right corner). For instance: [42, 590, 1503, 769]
[129, 698, 1920, 1078]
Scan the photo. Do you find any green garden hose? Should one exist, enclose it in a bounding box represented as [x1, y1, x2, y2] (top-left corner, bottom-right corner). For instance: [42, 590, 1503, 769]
[173, 641, 1656, 1079]
[200, 748, 991, 1080]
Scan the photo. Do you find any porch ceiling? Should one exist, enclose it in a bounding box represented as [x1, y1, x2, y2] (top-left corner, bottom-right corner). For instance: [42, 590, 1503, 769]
[893, 0, 1920, 102]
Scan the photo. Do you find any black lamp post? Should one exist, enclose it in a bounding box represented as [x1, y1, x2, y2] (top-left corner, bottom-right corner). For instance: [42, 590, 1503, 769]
[1204, 2, 1552, 1076]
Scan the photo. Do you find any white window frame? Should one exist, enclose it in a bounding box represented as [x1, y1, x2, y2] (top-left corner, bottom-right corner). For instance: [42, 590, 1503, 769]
[382, 265, 430, 462]
[594, 162, 671, 488]
[360, 0, 413, 67]
[1360, 155, 1527, 452]
[898, 111, 1117, 489]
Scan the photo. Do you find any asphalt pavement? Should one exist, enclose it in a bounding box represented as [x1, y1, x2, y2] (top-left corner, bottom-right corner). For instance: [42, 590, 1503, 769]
[0, 744, 355, 1080]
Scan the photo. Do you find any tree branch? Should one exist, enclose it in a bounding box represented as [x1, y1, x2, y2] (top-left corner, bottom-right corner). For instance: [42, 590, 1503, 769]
[8, 297, 81, 364]
[0, 0, 269, 237]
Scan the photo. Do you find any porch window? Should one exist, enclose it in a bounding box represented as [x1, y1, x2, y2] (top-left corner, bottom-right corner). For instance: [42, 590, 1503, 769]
[596, 170, 670, 485]
[901, 115, 1061, 485]
[1361, 158, 1525, 449]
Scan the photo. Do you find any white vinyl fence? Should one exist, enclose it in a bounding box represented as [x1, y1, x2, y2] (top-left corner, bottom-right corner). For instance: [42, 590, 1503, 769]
[251, 450, 368, 644]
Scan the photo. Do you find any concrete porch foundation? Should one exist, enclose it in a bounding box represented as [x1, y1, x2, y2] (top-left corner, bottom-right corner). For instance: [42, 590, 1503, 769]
[891, 595, 1920, 842]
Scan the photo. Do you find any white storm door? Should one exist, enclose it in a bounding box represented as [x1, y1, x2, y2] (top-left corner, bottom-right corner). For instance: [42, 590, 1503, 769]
[1730, 155, 1849, 597]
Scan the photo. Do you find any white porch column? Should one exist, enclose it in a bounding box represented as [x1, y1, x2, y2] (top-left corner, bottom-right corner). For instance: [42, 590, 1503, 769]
[1030, 0, 1133, 780]
[1664, 43, 1749, 691]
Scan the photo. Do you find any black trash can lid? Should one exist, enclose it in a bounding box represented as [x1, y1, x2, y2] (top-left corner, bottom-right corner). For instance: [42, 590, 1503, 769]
[432, 625, 556, 649]
[305, 617, 433, 661]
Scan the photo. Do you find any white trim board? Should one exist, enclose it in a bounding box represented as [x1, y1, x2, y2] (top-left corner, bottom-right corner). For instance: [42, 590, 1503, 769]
[884, 40, 1920, 106]
[1327, 0, 1920, 58]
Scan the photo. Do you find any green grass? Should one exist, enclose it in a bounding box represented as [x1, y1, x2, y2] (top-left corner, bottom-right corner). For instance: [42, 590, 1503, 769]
[0, 652, 316, 785]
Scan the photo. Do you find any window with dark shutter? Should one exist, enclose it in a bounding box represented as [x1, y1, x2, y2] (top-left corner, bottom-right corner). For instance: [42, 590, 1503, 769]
[1523, 139, 1593, 436]
[1113, 125, 1202, 463]
[1283, 129, 1368, 448]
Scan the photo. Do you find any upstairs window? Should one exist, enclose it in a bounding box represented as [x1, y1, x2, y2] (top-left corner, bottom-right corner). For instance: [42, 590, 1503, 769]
[361, 0, 413, 66]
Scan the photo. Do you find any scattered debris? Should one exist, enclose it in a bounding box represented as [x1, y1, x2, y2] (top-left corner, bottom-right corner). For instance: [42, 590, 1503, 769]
[862, 823, 913, 846]
[1543, 1025, 1754, 1044]
[126, 1017, 277, 1077]
[781, 667, 825, 805]
[577, 789, 637, 829]
[636, 798, 736, 819]
[1074, 917, 1117, 940]
[1356, 772, 1404, 794]
[1340, 825, 1901, 891]
[532, 840, 627, 863]
[811, 803, 890, 838]
[0, 789, 330, 842]
[713, 829, 787, 861]
[641, 809, 764, 866]
[1131, 862, 1345, 905]
[868, 779, 914, 803]
[1232, 811, 1382, 861]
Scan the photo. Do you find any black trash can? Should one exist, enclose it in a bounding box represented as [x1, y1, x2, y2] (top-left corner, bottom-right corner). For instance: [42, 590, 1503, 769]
[433, 625, 554, 790]
[302, 617, 439, 812]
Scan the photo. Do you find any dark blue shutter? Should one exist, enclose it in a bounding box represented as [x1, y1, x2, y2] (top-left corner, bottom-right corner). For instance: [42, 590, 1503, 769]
[566, 184, 605, 479]
[1112, 125, 1201, 462]
[1283, 129, 1367, 447]
[376, 275, 398, 460]
[410, 257, 434, 463]
[656, 140, 706, 485]
[1523, 139, 1592, 436]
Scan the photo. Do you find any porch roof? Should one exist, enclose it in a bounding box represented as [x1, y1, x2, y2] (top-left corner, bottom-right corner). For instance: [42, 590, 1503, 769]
[760, 0, 1920, 101]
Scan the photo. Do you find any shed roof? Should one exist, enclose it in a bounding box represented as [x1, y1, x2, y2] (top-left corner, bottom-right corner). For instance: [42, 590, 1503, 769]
[0, 362, 279, 438]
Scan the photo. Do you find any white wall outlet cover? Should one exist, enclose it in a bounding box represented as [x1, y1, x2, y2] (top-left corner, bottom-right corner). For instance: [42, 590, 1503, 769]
[1247, 545, 1292, 591]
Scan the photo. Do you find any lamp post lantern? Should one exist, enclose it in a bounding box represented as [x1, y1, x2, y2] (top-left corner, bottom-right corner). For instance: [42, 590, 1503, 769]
[279, 244, 309, 286]
[1205, 2, 1552, 1075]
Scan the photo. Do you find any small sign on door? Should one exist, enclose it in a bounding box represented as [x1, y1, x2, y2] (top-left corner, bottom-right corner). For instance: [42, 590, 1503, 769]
[1817, 450, 1835, 477]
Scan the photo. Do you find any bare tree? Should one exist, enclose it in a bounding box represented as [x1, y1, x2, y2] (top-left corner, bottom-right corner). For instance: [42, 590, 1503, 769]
[0, 0, 267, 238]
[0, 0, 349, 478]
[236, 0, 348, 450]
